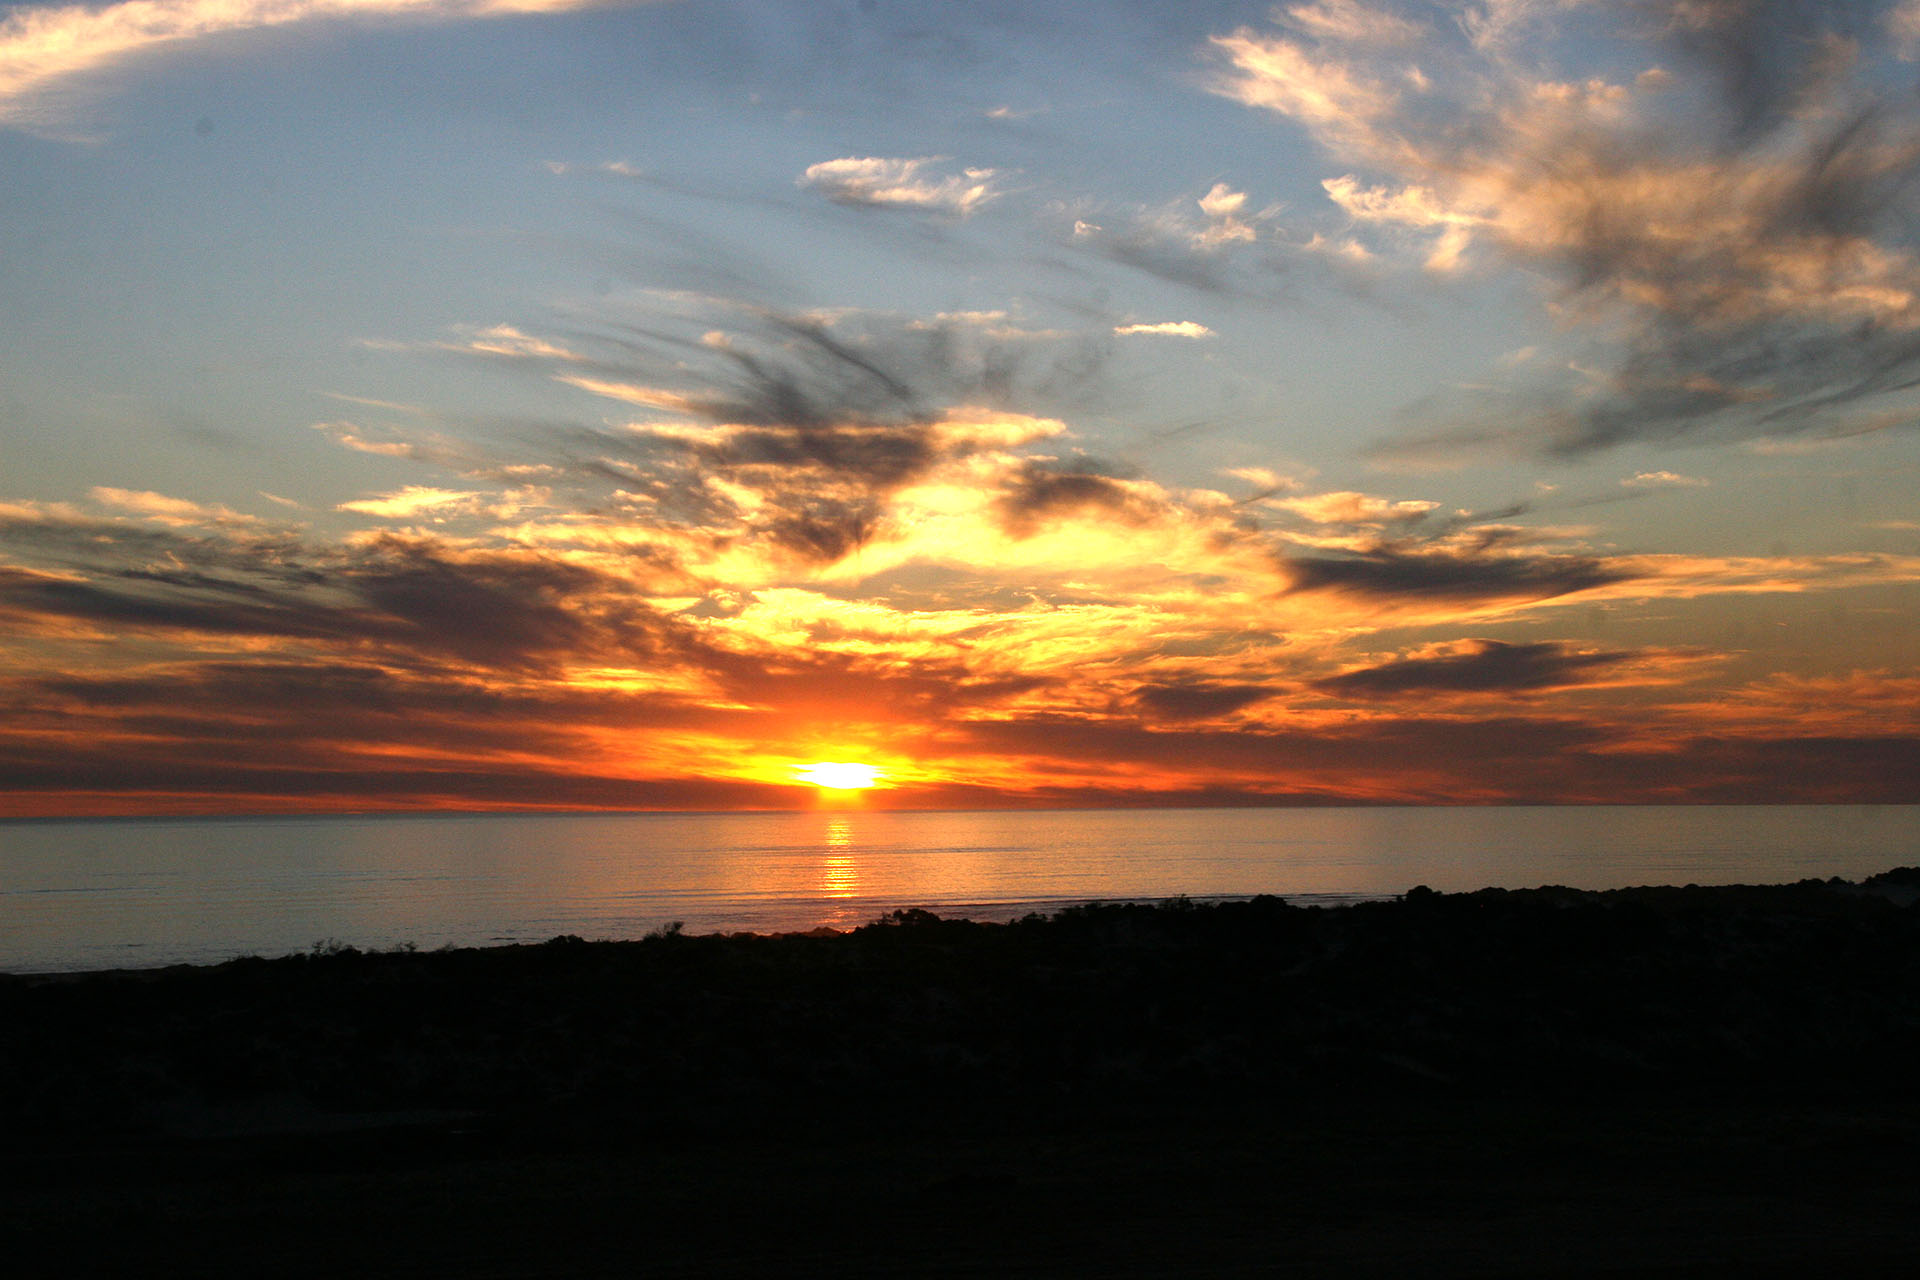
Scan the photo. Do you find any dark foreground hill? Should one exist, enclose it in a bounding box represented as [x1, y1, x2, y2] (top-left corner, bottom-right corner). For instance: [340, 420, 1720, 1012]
[7, 872, 1920, 1276]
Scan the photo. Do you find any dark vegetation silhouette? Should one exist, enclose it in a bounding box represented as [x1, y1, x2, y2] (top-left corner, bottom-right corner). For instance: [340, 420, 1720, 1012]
[6, 872, 1920, 1276]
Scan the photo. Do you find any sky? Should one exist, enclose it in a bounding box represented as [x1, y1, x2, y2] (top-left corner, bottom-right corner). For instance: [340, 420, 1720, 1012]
[1, 0, 1917, 816]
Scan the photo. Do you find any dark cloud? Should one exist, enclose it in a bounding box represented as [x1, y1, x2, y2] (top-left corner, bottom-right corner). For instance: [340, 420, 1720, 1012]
[351, 537, 613, 670]
[1314, 640, 1634, 698]
[1092, 229, 1273, 296]
[0, 742, 797, 813]
[1126, 681, 1275, 721]
[944, 713, 1920, 805]
[1644, 0, 1876, 139]
[0, 510, 316, 584]
[955, 712, 1618, 798]
[0, 564, 382, 645]
[1538, 97, 1920, 454]
[6, 660, 749, 771]
[1572, 300, 1920, 453]
[8, 700, 1909, 811]
[759, 508, 879, 562]
[1276, 0, 1920, 457]
[562, 309, 1105, 442]
[0, 496, 1060, 746]
[0, 623, 1055, 817]
[0, 519, 677, 673]
[996, 459, 1157, 537]
[29, 662, 516, 724]
[1724, 733, 1920, 801]
[658, 319, 935, 433]
[698, 641, 1043, 725]
[1282, 547, 1631, 602]
[703, 421, 939, 484]
[481, 307, 1116, 561]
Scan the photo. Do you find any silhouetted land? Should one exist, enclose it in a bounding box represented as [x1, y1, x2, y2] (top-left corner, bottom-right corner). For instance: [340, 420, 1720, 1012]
[8, 871, 1920, 1276]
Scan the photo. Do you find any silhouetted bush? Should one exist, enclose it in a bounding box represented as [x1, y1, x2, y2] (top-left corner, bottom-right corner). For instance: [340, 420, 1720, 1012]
[5, 873, 1920, 1144]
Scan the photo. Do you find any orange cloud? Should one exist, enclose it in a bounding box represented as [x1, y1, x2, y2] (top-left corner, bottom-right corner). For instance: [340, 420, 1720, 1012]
[4, 294, 1917, 815]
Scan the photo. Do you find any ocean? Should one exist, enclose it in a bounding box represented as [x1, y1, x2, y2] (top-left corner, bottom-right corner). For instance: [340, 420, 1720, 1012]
[3, 805, 1915, 973]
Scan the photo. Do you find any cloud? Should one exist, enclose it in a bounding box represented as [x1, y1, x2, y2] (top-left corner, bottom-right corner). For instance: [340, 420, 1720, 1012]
[908, 309, 1072, 341]
[0, 697, 798, 813]
[564, 306, 1096, 436]
[1069, 182, 1288, 291]
[89, 487, 264, 527]
[943, 712, 1614, 805]
[1284, 0, 1422, 48]
[8, 254, 1917, 814]
[1113, 321, 1214, 338]
[1274, 490, 1440, 526]
[1622, 470, 1709, 489]
[391, 302, 1119, 571]
[347, 536, 620, 669]
[1126, 681, 1276, 722]
[994, 461, 1163, 538]
[1196, 181, 1246, 218]
[0, 562, 358, 643]
[5, 459, 1914, 810]
[1283, 545, 1631, 606]
[0, 504, 684, 672]
[1189, 182, 1261, 247]
[799, 156, 1003, 215]
[1670, 669, 1920, 735]
[1313, 639, 1638, 697]
[0, 0, 630, 128]
[1224, 466, 1305, 495]
[8, 608, 1913, 809]
[1207, 0, 1920, 454]
[337, 486, 491, 518]
[1896, 0, 1920, 57]
[447, 324, 587, 363]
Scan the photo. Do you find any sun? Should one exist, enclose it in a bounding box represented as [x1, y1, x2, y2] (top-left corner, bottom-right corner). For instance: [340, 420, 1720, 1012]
[794, 761, 883, 790]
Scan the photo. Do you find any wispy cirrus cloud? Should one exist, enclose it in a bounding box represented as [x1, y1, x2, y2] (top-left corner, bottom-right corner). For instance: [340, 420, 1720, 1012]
[0, 0, 636, 127]
[1209, 0, 1920, 456]
[315, 300, 1920, 641]
[89, 486, 266, 528]
[1068, 181, 1288, 292]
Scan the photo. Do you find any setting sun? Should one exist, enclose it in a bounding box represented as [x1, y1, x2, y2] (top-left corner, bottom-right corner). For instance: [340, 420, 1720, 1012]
[794, 761, 883, 791]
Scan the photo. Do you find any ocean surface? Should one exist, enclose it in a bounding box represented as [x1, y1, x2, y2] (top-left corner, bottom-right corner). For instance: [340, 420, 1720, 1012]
[3, 805, 1916, 974]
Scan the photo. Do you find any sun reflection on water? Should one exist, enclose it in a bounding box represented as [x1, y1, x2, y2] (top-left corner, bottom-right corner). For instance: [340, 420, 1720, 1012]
[821, 814, 858, 899]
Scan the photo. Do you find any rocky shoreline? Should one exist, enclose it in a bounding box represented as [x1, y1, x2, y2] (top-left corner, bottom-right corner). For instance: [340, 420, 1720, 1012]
[8, 870, 1920, 1275]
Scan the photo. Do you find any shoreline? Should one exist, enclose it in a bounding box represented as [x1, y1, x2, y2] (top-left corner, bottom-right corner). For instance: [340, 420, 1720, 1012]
[12, 869, 1916, 983]
[11, 870, 1919, 1103]
[6, 889, 1409, 983]
[10, 803, 1914, 975]
[8, 870, 1920, 1275]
